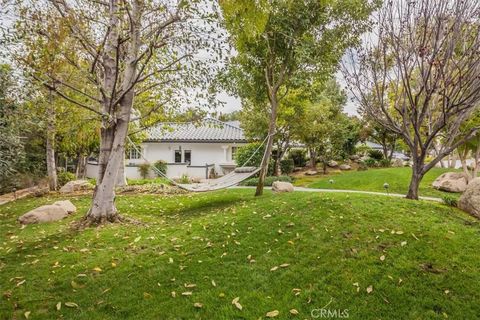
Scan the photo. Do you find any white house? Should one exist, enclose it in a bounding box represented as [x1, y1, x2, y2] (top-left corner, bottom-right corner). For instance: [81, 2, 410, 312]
[85, 118, 248, 180]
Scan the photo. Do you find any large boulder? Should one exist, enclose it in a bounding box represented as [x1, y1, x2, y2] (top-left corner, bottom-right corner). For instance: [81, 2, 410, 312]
[339, 164, 352, 170]
[18, 205, 69, 224]
[272, 181, 294, 193]
[459, 177, 480, 218]
[432, 172, 468, 193]
[59, 180, 93, 194]
[53, 200, 77, 214]
[305, 170, 318, 176]
[327, 160, 338, 167]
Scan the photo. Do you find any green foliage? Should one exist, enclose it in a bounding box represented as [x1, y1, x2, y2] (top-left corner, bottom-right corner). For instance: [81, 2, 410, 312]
[152, 160, 167, 177]
[235, 143, 265, 167]
[364, 158, 377, 167]
[368, 149, 384, 161]
[288, 149, 307, 167]
[127, 177, 169, 186]
[137, 163, 151, 179]
[379, 159, 391, 168]
[241, 175, 292, 186]
[280, 159, 294, 175]
[57, 171, 75, 187]
[179, 174, 190, 184]
[442, 195, 458, 207]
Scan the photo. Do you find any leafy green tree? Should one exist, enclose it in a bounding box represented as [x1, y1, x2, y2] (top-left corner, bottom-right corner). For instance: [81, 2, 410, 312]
[221, 0, 378, 195]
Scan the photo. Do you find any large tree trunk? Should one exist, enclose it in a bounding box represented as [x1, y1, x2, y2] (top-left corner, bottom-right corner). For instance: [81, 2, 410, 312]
[75, 154, 87, 179]
[46, 92, 57, 191]
[255, 93, 278, 196]
[116, 154, 127, 187]
[406, 162, 424, 200]
[309, 148, 317, 169]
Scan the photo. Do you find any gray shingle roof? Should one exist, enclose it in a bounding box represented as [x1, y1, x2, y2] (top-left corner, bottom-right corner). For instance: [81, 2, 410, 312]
[146, 118, 247, 143]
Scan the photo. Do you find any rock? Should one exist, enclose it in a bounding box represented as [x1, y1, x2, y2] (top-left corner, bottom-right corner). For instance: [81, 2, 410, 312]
[339, 164, 352, 170]
[272, 181, 294, 193]
[392, 158, 403, 167]
[459, 177, 480, 218]
[305, 170, 318, 176]
[432, 172, 468, 193]
[18, 205, 69, 224]
[53, 200, 77, 214]
[357, 163, 368, 171]
[349, 155, 360, 161]
[59, 180, 93, 193]
[327, 160, 338, 167]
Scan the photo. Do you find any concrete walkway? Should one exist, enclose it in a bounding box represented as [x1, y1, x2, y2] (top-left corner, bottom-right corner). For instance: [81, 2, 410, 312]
[232, 186, 443, 202]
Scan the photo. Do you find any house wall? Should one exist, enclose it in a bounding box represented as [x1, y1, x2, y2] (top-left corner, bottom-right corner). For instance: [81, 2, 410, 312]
[85, 141, 246, 180]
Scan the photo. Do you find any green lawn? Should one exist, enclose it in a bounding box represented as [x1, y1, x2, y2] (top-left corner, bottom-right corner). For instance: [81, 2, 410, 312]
[1, 189, 479, 319]
[294, 167, 457, 198]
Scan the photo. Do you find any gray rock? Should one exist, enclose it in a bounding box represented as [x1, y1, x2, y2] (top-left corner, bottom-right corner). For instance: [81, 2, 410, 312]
[272, 181, 294, 193]
[59, 180, 93, 193]
[432, 172, 468, 193]
[305, 170, 318, 176]
[53, 200, 77, 214]
[18, 205, 69, 224]
[459, 177, 480, 218]
[339, 164, 352, 170]
[327, 160, 338, 167]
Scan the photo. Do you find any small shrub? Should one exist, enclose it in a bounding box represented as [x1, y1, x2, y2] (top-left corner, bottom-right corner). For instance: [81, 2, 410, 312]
[364, 158, 377, 167]
[288, 149, 307, 167]
[442, 195, 458, 207]
[240, 175, 292, 186]
[379, 159, 391, 167]
[280, 159, 294, 175]
[357, 161, 368, 171]
[137, 163, 151, 179]
[57, 171, 76, 187]
[178, 174, 190, 184]
[368, 149, 384, 161]
[87, 178, 96, 186]
[153, 160, 167, 177]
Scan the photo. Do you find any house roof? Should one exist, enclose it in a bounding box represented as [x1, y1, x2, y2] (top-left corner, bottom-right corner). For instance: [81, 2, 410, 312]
[145, 118, 247, 143]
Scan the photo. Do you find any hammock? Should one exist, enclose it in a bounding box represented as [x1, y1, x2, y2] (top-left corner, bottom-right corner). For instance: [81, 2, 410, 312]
[126, 135, 269, 192]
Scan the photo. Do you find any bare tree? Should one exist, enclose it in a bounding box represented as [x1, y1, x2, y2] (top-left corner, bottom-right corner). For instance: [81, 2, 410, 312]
[344, 0, 480, 199]
[15, 0, 221, 224]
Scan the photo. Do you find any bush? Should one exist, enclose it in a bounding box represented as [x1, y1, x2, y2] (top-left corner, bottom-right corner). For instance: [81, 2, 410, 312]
[368, 149, 384, 160]
[357, 161, 368, 171]
[178, 174, 190, 184]
[280, 159, 294, 175]
[364, 158, 377, 167]
[137, 163, 151, 179]
[288, 149, 307, 167]
[153, 160, 167, 177]
[240, 175, 292, 186]
[379, 159, 391, 167]
[442, 195, 458, 207]
[57, 171, 76, 187]
[235, 142, 265, 167]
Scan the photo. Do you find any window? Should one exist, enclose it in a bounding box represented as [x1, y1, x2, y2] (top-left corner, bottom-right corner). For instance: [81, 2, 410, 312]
[231, 146, 238, 161]
[184, 150, 191, 164]
[127, 147, 141, 160]
[174, 150, 182, 163]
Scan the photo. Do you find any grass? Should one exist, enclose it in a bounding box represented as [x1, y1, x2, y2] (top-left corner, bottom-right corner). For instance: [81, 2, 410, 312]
[1, 189, 479, 319]
[294, 167, 457, 198]
[126, 177, 171, 186]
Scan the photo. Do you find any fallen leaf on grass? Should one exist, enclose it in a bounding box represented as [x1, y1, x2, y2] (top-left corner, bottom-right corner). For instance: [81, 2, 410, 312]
[92, 267, 102, 272]
[143, 292, 152, 299]
[366, 286, 373, 294]
[71, 280, 85, 289]
[182, 291, 193, 296]
[232, 297, 242, 310]
[401, 241, 407, 246]
[24, 311, 31, 319]
[16, 280, 26, 287]
[380, 255, 385, 261]
[65, 302, 78, 308]
[184, 283, 196, 288]
[171, 291, 176, 298]
[56, 302, 61, 311]
[270, 266, 278, 271]
[211, 280, 216, 287]
[279, 263, 290, 268]
[266, 310, 279, 317]
[290, 309, 299, 315]
[194, 302, 203, 308]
